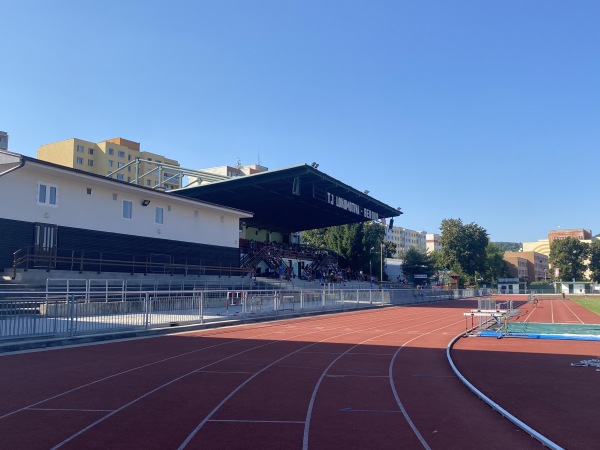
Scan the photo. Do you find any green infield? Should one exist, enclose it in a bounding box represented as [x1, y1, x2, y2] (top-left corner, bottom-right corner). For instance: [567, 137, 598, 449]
[570, 296, 600, 316]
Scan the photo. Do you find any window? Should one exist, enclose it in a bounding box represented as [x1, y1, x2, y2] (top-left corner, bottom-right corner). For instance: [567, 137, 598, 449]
[118, 150, 125, 158]
[122, 200, 132, 219]
[155, 207, 164, 224]
[108, 148, 114, 155]
[117, 174, 124, 181]
[76, 157, 83, 164]
[117, 162, 124, 168]
[146, 180, 151, 186]
[108, 160, 114, 167]
[88, 160, 94, 167]
[38, 183, 57, 206]
[76, 145, 84, 153]
[88, 148, 94, 155]
[128, 154, 131, 161]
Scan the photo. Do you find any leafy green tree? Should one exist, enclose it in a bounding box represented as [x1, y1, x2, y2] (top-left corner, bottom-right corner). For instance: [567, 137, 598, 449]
[401, 248, 434, 284]
[484, 242, 509, 284]
[428, 251, 444, 272]
[439, 218, 489, 285]
[587, 240, 600, 282]
[549, 237, 589, 281]
[385, 241, 397, 258]
[494, 242, 522, 252]
[301, 227, 327, 248]
[302, 222, 385, 275]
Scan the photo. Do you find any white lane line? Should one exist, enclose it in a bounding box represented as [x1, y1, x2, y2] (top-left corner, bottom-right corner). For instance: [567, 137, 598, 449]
[303, 313, 460, 450]
[52, 334, 315, 450]
[208, 419, 305, 424]
[54, 308, 423, 449]
[388, 319, 464, 450]
[180, 322, 399, 449]
[561, 300, 585, 324]
[1, 321, 323, 422]
[0, 338, 238, 421]
[551, 300, 555, 323]
[48, 308, 446, 450]
[28, 408, 114, 412]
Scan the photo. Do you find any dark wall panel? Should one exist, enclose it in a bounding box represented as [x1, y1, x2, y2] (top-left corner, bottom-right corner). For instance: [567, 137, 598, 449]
[0, 218, 240, 274]
[57, 226, 240, 270]
[0, 218, 35, 270]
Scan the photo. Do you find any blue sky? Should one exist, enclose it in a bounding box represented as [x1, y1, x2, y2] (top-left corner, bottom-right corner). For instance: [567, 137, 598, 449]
[2, 1, 599, 243]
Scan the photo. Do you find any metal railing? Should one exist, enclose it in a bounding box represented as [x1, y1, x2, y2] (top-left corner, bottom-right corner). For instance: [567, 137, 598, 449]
[0, 286, 482, 342]
[0, 288, 390, 341]
[12, 246, 253, 280]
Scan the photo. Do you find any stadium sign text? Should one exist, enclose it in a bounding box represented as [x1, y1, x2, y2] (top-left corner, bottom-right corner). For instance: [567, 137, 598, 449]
[327, 192, 379, 221]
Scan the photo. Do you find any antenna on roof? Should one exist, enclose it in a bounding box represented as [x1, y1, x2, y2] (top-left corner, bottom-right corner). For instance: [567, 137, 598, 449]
[257, 152, 261, 166]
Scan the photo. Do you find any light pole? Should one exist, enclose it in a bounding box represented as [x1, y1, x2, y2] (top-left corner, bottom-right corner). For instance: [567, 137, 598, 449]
[370, 247, 374, 286]
[380, 242, 384, 286]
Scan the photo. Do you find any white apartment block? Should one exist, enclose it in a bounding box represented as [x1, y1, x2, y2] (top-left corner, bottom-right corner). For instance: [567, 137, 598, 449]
[426, 233, 441, 253]
[385, 226, 427, 256]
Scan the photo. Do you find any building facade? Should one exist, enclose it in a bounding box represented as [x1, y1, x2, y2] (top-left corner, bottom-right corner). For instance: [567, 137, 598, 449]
[503, 251, 549, 283]
[548, 228, 592, 243]
[426, 233, 441, 253]
[37, 137, 181, 190]
[0, 150, 251, 276]
[385, 226, 427, 256]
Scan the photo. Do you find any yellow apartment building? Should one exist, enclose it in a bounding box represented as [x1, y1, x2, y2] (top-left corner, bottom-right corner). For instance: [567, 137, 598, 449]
[37, 137, 181, 190]
[504, 251, 549, 283]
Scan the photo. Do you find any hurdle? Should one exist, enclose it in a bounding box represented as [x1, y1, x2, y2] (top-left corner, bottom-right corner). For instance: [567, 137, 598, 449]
[463, 309, 509, 335]
[277, 294, 297, 312]
[225, 291, 246, 316]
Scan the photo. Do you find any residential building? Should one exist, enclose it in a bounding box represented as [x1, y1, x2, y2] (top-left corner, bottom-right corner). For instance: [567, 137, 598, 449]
[0, 150, 251, 276]
[548, 228, 592, 243]
[523, 228, 593, 257]
[522, 239, 550, 255]
[503, 253, 530, 282]
[0, 131, 7, 150]
[503, 251, 549, 283]
[385, 226, 426, 256]
[426, 233, 441, 253]
[522, 228, 596, 282]
[37, 137, 181, 190]
[189, 161, 269, 186]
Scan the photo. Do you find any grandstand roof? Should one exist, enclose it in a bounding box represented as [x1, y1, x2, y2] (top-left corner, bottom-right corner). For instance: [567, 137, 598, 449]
[176, 164, 402, 234]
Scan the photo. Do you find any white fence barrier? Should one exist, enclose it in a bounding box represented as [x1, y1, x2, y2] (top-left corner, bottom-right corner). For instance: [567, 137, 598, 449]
[0, 287, 474, 342]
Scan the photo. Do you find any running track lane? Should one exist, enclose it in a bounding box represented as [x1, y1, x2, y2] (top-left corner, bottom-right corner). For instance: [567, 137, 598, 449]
[518, 298, 599, 324]
[1, 303, 548, 449]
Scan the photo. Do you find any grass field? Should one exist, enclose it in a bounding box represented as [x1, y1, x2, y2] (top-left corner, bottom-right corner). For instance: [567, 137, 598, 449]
[570, 296, 600, 316]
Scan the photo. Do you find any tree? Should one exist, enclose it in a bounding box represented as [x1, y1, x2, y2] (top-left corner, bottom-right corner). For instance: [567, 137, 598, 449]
[300, 227, 327, 248]
[302, 222, 385, 275]
[428, 251, 444, 272]
[439, 218, 489, 285]
[401, 248, 434, 284]
[549, 237, 589, 281]
[587, 240, 600, 282]
[494, 242, 522, 252]
[484, 242, 509, 284]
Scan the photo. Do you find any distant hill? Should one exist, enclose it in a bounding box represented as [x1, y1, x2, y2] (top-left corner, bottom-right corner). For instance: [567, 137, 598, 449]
[494, 242, 521, 252]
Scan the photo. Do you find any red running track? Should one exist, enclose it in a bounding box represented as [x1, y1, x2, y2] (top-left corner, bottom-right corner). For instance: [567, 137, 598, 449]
[514, 296, 599, 324]
[1, 299, 597, 449]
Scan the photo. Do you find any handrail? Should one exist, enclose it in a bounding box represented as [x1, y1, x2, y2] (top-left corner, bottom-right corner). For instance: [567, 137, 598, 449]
[12, 246, 253, 280]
